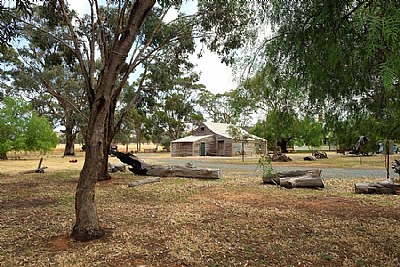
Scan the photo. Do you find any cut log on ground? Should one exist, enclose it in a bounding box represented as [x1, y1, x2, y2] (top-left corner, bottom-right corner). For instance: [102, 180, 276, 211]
[128, 177, 160, 187]
[263, 169, 324, 189]
[143, 163, 221, 179]
[113, 152, 221, 179]
[354, 180, 400, 195]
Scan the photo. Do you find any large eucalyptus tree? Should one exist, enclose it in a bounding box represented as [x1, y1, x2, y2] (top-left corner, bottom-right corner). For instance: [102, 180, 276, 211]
[53, 0, 213, 241]
[11, 6, 87, 156]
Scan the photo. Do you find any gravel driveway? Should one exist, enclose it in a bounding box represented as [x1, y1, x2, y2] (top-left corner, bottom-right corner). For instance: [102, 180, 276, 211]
[139, 155, 395, 179]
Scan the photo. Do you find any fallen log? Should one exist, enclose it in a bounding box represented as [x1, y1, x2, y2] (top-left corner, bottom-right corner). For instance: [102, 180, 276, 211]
[354, 180, 400, 195]
[392, 159, 400, 177]
[128, 176, 160, 187]
[112, 151, 147, 175]
[143, 163, 221, 179]
[280, 170, 324, 189]
[263, 169, 324, 189]
[22, 167, 48, 174]
[312, 151, 328, 159]
[113, 152, 221, 179]
[262, 175, 280, 185]
[271, 153, 292, 162]
[108, 163, 126, 173]
[22, 157, 48, 174]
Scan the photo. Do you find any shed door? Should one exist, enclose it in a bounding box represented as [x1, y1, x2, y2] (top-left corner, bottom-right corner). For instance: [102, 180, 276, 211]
[217, 140, 224, 156]
[200, 142, 206, 156]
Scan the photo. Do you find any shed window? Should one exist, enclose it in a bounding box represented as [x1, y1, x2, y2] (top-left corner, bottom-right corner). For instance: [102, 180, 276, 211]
[200, 126, 205, 131]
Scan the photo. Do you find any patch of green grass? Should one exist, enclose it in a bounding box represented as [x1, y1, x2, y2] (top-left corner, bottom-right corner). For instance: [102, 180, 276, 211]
[319, 252, 333, 261]
[56, 192, 75, 208]
[355, 258, 365, 266]
[53, 170, 80, 179]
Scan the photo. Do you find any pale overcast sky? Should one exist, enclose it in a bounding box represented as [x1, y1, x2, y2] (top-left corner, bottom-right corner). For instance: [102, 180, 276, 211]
[68, 0, 237, 94]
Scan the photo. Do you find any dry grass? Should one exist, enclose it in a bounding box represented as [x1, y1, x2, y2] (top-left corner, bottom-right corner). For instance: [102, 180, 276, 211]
[1, 148, 400, 266]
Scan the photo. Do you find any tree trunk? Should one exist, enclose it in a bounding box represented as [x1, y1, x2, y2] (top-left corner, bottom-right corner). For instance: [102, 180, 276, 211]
[67, 0, 156, 241]
[279, 139, 289, 153]
[71, 105, 111, 241]
[280, 143, 288, 153]
[0, 152, 7, 160]
[62, 105, 77, 156]
[64, 127, 76, 156]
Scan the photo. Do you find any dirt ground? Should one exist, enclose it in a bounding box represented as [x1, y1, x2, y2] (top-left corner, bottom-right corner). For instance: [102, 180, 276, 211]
[1, 149, 400, 266]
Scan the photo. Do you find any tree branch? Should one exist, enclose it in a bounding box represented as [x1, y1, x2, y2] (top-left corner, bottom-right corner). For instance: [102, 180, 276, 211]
[113, 68, 148, 134]
[58, 0, 95, 105]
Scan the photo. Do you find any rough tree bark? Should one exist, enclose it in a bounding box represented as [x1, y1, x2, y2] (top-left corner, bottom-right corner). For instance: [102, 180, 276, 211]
[64, 111, 77, 156]
[64, 134, 75, 156]
[71, 105, 111, 241]
[66, 0, 157, 241]
[278, 138, 291, 154]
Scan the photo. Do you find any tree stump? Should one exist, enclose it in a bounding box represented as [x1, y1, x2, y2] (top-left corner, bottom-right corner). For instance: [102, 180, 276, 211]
[263, 169, 324, 189]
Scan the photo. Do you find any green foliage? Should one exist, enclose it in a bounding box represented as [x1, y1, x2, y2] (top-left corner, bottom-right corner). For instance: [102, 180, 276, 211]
[0, 97, 58, 157]
[25, 113, 59, 152]
[325, 114, 383, 152]
[160, 135, 171, 151]
[296, 116, 325, 148]
[257, 154, 275, 178]
[198, 0, 261, 64]
[196, 90, 240, 124]
[203, 0, 400, 154]
[0, 0, 36, 44]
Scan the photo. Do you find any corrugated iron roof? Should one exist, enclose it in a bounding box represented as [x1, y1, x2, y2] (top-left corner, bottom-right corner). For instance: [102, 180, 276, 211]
[172, 135, 213, 143]
[203, 122, 231, 138]
[203, 122, 266, 141]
